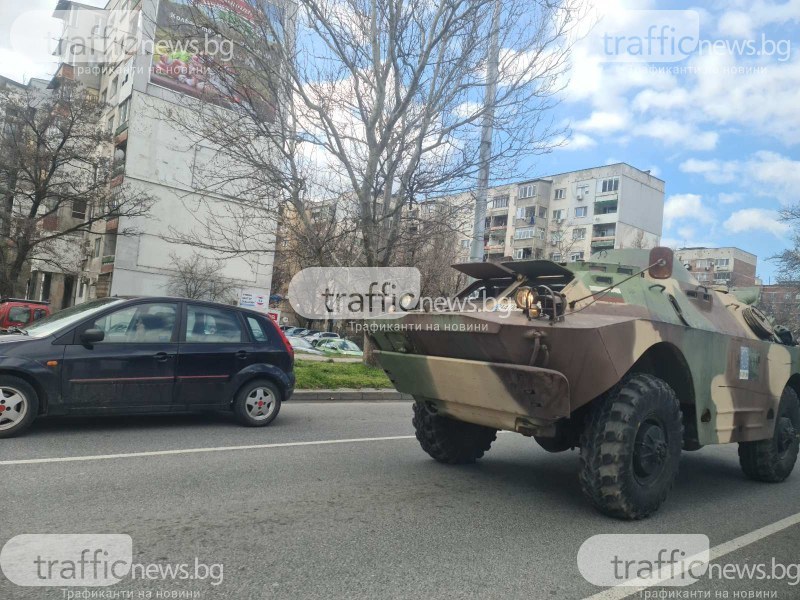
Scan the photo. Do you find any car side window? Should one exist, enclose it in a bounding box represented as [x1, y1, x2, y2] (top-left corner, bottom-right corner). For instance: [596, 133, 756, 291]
[185, 305, 244, 343]
[33, 309, 48, 321]
[8, 306, 31, 324]
[245, 316, 269, 343]
[90, 303, 178, 343]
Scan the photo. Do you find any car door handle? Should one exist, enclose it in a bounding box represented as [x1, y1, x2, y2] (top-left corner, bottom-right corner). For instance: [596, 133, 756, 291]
[153, 352, 171, 362]
[235, 350, 248, 360]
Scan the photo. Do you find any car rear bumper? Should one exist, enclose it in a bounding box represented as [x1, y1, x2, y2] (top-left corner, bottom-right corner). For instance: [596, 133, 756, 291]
[375, 350, 570, 434]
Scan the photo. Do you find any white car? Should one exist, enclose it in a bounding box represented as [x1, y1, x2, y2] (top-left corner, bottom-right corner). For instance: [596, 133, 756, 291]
[305, 332, 341, 345]
[288, 336, 323, 355]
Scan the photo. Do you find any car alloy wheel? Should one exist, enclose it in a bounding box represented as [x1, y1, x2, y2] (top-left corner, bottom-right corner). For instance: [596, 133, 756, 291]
[0, 386, 29, 432]
[245, 386, 277, 421]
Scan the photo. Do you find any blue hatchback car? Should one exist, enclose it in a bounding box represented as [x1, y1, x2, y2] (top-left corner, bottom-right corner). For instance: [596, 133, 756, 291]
[0, 297, 295, 438]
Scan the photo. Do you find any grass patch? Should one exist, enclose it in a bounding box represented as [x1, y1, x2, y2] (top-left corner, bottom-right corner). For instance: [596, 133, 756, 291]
[294, 359, 393, 390]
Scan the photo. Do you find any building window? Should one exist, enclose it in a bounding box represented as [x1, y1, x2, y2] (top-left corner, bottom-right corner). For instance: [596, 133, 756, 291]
[572, 227, 586, 240]
[576, 184, 590, 199]
[104, 233, 117, 256]
[538, 206, 547, 218]
[570, 251, 584, 262]
[107, 115, 115, 133]
[600, 177, 620, 193]
[574, 206, 587, 218]
[119, 97, 130, 126]
[514, 248, 525, 259]
[71, 199, 87, 219]
[715, 258, 730, 267]
[550, 253, 562, 262]
[94, 238, 101, 258]
[695, 259, 712, 269]
[490, 195, 509, 209]
[552, 209, 564, 221]
[536, 227, 546, 239]
[554, 188, 566, 200]
[460, 239, 470, 249]
[518, 184, 536, 199]
[514, 227, 534, 240]
[109, 76, 118, 98]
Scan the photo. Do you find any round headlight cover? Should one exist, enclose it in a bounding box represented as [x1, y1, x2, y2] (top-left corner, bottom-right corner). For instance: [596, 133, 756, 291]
[515, 287, 540, 316]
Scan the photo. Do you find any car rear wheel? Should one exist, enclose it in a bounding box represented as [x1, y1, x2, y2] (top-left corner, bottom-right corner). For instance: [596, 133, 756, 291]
[0, 376, 39, 439]
[233, 379, 282, 427]
[738, 386, 800, 483]
[579, 373, 683, 520]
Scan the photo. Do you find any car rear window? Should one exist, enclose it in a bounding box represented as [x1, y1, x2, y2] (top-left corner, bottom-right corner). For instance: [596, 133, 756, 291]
[245, 316, 270, 343]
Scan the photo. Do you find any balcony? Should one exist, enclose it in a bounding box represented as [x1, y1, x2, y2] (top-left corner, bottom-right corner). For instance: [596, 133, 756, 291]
[590, 236, 615, 250]
[100, 255, 115, 273]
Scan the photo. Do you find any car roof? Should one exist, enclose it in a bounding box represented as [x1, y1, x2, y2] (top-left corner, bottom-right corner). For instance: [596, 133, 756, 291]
[107, 296, 273, 319]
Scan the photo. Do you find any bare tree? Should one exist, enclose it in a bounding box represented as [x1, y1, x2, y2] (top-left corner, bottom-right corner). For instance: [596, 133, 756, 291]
[166, 253, 238, 303]
[548, 218, 580, 261]
[0, 80, 153, 297]
[148, 0, 582, 270]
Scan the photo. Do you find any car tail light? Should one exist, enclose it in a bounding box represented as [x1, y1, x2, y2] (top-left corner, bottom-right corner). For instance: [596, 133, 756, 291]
[270, 320, 294, 360]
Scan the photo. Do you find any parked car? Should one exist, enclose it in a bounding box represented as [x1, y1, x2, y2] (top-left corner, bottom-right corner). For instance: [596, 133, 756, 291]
[0, 299, 50, 333]
[317, 339, 364, 357]
[306, 331, 341, 345]
[287, 328, 311, 337]
[0, 297, 295, 438]
[288, 336, 323, 355]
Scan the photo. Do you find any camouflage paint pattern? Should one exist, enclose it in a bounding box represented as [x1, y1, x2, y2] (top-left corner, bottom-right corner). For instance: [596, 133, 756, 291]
[372, 249, 800, 446]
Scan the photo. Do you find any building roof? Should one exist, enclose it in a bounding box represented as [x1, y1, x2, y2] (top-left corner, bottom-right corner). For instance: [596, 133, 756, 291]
[514, 162, 665, 186]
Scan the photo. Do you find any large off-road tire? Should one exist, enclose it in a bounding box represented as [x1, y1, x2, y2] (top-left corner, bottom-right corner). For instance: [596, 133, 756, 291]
[0, 375, 39, 439]
[738, 386, 800, 483]
[412, 401, 497, 464]
[579, 374, 683, 520]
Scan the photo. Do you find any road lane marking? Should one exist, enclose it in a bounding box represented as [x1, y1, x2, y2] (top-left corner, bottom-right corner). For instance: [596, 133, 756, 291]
[0, 435, 417, 466]
[584, 511, 800, 600]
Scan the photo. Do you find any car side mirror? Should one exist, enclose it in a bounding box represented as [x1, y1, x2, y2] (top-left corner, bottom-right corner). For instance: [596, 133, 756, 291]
[648, 247, 674, 279]
[80, 328, 105, 347]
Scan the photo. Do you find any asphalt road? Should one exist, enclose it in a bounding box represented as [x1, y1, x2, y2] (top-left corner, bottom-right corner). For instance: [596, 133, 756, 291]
[1, 401, 799, 600]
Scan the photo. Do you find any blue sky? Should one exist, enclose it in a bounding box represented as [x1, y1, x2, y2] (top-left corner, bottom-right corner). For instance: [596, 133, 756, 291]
[2, 0, 799, 282]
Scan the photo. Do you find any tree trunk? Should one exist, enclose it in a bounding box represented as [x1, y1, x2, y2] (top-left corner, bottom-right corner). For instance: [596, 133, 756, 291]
[362, 332, 379, 367]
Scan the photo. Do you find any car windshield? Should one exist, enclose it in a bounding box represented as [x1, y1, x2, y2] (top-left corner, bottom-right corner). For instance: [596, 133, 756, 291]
[340, 340, 360, 351]
[23, 298, 125, 338]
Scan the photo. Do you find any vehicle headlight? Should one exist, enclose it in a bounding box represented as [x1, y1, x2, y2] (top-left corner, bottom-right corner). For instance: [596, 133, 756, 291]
[515, 287, 540, 317]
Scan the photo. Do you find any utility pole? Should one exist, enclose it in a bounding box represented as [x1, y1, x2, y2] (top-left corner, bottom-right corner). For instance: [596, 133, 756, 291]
[469, 0, 502, 263]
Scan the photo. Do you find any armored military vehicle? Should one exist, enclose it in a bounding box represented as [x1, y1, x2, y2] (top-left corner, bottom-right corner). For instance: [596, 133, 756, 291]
[372, 248, 800, 519]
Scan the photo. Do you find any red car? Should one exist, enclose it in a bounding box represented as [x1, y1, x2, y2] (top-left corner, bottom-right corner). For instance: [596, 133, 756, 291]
[0, 299, 50, 332]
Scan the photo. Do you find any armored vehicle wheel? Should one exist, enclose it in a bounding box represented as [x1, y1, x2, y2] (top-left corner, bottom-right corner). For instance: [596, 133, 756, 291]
[412, 401, 497, 464]
[579, 374, 683, 520]
[738, 386, 800, 483]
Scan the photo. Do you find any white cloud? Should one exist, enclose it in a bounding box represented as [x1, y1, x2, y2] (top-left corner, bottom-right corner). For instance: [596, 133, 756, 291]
[573, 110, 629, 134]
[553, 132, 597, 151]
[723, 208, 789, 237]
[637, 120, 718, 151]
[663, 193, 714, 229]
[718, 192, 742, 204]
[679, 158, 738, 184]
[631, 88, 691, 112]
[680, 152, 800, 199]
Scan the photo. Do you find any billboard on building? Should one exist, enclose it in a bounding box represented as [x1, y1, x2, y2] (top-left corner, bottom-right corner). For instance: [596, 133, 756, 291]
[149, 0, 282, 118]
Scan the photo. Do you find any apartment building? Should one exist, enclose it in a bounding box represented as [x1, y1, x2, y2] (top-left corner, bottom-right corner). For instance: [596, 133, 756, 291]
[676, 247, 758, 287]
[41, 0, 277, 307]
[456, 163, 664, 263]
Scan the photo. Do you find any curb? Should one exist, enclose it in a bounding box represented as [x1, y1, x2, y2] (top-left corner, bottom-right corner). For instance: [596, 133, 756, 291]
[292, 389, 413, 402]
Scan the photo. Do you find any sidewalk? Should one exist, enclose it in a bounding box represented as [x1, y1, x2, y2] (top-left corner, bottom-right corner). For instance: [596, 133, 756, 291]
[292, 389, 413, 401]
